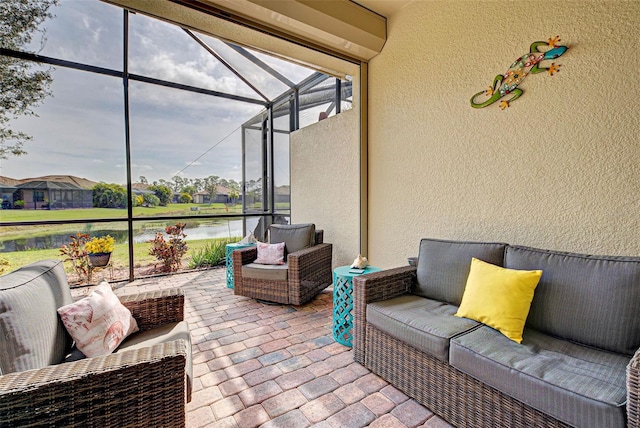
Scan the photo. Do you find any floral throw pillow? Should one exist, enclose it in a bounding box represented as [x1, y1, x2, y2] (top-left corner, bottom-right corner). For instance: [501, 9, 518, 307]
[254, 241, 286, 265]
[57, 281, 139, 358]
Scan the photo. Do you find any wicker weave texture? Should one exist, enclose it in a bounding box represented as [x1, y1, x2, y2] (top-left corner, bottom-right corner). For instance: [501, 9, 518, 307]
[0, 289, 189, 427]
[354, 268, 638, 428]
[120, 288, 184, 331]
[629, 348, 640, 428]
[353, 266, 415, 364]
[366, 325, 571, 428]
[232, 231, 332, 305]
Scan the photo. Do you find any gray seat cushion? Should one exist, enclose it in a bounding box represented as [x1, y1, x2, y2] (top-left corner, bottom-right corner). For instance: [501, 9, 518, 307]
[367, 295, 479, 361]
[450, 326, 628, 428]
[414, 238, 506, 305]
[269, 223, 315, 255]
[243, 263, 289, 282]
[118, 320, 192, 397]
[0, 259, 74, 374]
[506, 245, 640, 355]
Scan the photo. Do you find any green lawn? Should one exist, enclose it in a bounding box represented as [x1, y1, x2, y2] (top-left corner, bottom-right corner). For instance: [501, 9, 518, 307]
[0, 238, 228, 278]
[0, 203, 243, 223]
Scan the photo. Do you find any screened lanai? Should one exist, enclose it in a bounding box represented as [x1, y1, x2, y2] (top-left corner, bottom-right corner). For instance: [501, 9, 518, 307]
[0, 0, 353, 284]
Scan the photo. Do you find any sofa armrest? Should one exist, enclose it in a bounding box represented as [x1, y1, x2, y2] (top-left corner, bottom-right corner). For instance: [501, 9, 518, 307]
[232, 246, 258, 296]
[119, 288, 184, 331]
[352, 266, 417, 364]
[0, 340, 189, 427]
[628, 346, 640, 428]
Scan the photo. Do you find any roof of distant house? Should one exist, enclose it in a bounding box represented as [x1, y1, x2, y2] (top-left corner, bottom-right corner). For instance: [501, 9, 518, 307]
[0, 175, 97, 189]
[194, 185, 235, 196]
[15, 180, 91, 191]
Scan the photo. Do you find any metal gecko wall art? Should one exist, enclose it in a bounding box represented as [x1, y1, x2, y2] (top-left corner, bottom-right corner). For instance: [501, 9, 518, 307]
[470, 36, 568, 110]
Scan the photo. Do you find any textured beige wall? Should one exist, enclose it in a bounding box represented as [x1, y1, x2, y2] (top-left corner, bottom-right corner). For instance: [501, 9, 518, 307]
[368, 1, 640, 268]
[291, 105, 361, 269]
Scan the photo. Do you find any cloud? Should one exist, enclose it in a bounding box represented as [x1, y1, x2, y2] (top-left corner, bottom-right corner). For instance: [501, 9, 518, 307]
[6, 0, 317, 187]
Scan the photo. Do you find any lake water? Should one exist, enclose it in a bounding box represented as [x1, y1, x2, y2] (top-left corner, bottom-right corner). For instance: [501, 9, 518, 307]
[133, 220, 244, 243]
[0, 219, 253, 253]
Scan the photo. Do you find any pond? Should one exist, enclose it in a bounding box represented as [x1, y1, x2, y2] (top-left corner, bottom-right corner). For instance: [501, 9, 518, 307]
[0, 219, 249, 253]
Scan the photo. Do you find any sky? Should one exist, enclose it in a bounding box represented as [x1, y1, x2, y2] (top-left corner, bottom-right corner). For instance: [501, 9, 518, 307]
[1, 0, 316, 186]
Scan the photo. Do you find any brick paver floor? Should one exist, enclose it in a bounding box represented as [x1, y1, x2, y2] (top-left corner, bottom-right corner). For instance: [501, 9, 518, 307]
[76, 268, 453, 428]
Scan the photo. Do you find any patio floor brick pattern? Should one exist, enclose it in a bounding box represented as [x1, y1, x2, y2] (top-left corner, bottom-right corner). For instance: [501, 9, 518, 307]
[73, 268, 453, 428]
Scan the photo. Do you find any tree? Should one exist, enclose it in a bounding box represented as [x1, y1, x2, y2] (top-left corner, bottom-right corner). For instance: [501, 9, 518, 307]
[138, 176, 148, 184]
[181, 184, 197, 196]
[171, 176, 187, 192]
[148, 184, 172, 206]
[229, 189, 239, 205]
[227, 180, 241, 192]
[204, 175, 219, 203]
[92, 183, 127, 208]
[0, 0, 58, 159]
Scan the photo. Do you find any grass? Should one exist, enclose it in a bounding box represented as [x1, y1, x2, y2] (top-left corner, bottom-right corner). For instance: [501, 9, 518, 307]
[0, 202, 291, 277]
[0, 203, 243, 223]
[189, 237, 241, 268]
[0, 238, 238, 278]
[0, 202, 291, 224]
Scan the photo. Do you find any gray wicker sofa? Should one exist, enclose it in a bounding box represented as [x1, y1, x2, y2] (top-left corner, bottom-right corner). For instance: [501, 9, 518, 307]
[0, 260, 192, 427]
[354, 238, 640, 428]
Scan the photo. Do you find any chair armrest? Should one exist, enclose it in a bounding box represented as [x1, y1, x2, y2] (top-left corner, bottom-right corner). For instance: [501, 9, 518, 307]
[0, 340, 189, 427]
[232, 246, 258, 295]
[628, 346, 640, 428]
[288, 243, 333, 277]
[119, 288, 184, 331]
[287, 243, 333, 304]
[352, 266, 416, 364]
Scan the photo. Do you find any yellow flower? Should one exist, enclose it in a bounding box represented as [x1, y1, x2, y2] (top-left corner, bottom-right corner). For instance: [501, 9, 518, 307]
[85, 235, 115, 254]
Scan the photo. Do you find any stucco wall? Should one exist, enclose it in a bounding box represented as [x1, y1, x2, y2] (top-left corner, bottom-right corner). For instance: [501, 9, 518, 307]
[291, 105, 361, 268]
[368, 1, 640, 268]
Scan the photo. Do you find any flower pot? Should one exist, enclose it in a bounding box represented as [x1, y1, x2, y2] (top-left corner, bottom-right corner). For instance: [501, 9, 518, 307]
[88, 252, 111, 267]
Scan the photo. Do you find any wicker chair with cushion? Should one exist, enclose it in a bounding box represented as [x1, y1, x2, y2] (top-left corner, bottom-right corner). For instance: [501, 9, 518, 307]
[232, 223, 333, 305]
[0, 260, 192, 427]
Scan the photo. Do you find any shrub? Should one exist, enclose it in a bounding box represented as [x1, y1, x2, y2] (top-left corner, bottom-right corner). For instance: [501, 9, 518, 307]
[142, 193, 160, 207]
[148, 184, 172, 206]
[59, 233, 90, 282]
[189, 237, 240, 269]
[148, 223, 188, 272]
[93, 183, 127, 208]
[179, 192, 192, 204]
[13, 200, 25, 208]
[131, 194, 143, 207]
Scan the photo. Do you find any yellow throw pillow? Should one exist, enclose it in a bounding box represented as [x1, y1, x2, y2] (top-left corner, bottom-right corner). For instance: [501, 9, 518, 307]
[455, 258, 542, 343]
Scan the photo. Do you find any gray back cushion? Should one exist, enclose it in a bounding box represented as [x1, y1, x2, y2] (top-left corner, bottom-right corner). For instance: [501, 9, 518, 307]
[270, 223, 316, 255]
[0, 259, 74, 374]
[505, 245, 640, 355]
[415, 239, 506, 306]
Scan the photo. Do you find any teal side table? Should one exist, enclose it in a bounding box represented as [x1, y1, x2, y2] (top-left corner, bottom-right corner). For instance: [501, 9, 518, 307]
[332, 265, 381, 347]
[225, 243, 256, 289]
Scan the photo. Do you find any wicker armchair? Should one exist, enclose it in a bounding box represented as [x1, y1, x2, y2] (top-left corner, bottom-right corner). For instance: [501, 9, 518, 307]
[232, 224, 332, 305]
[0, 260, 191, 427]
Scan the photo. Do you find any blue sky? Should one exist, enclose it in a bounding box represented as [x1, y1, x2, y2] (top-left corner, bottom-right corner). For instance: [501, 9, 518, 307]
[2, 0, 314, 186]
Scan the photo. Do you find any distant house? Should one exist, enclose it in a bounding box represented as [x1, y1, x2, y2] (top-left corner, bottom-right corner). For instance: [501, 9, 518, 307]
[193, 185, 238, 204]
[275, 185, 290, 204]
[131, 188, 156, 198]
[14, 181, 93, 210]
[0, 184, 18, 209]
